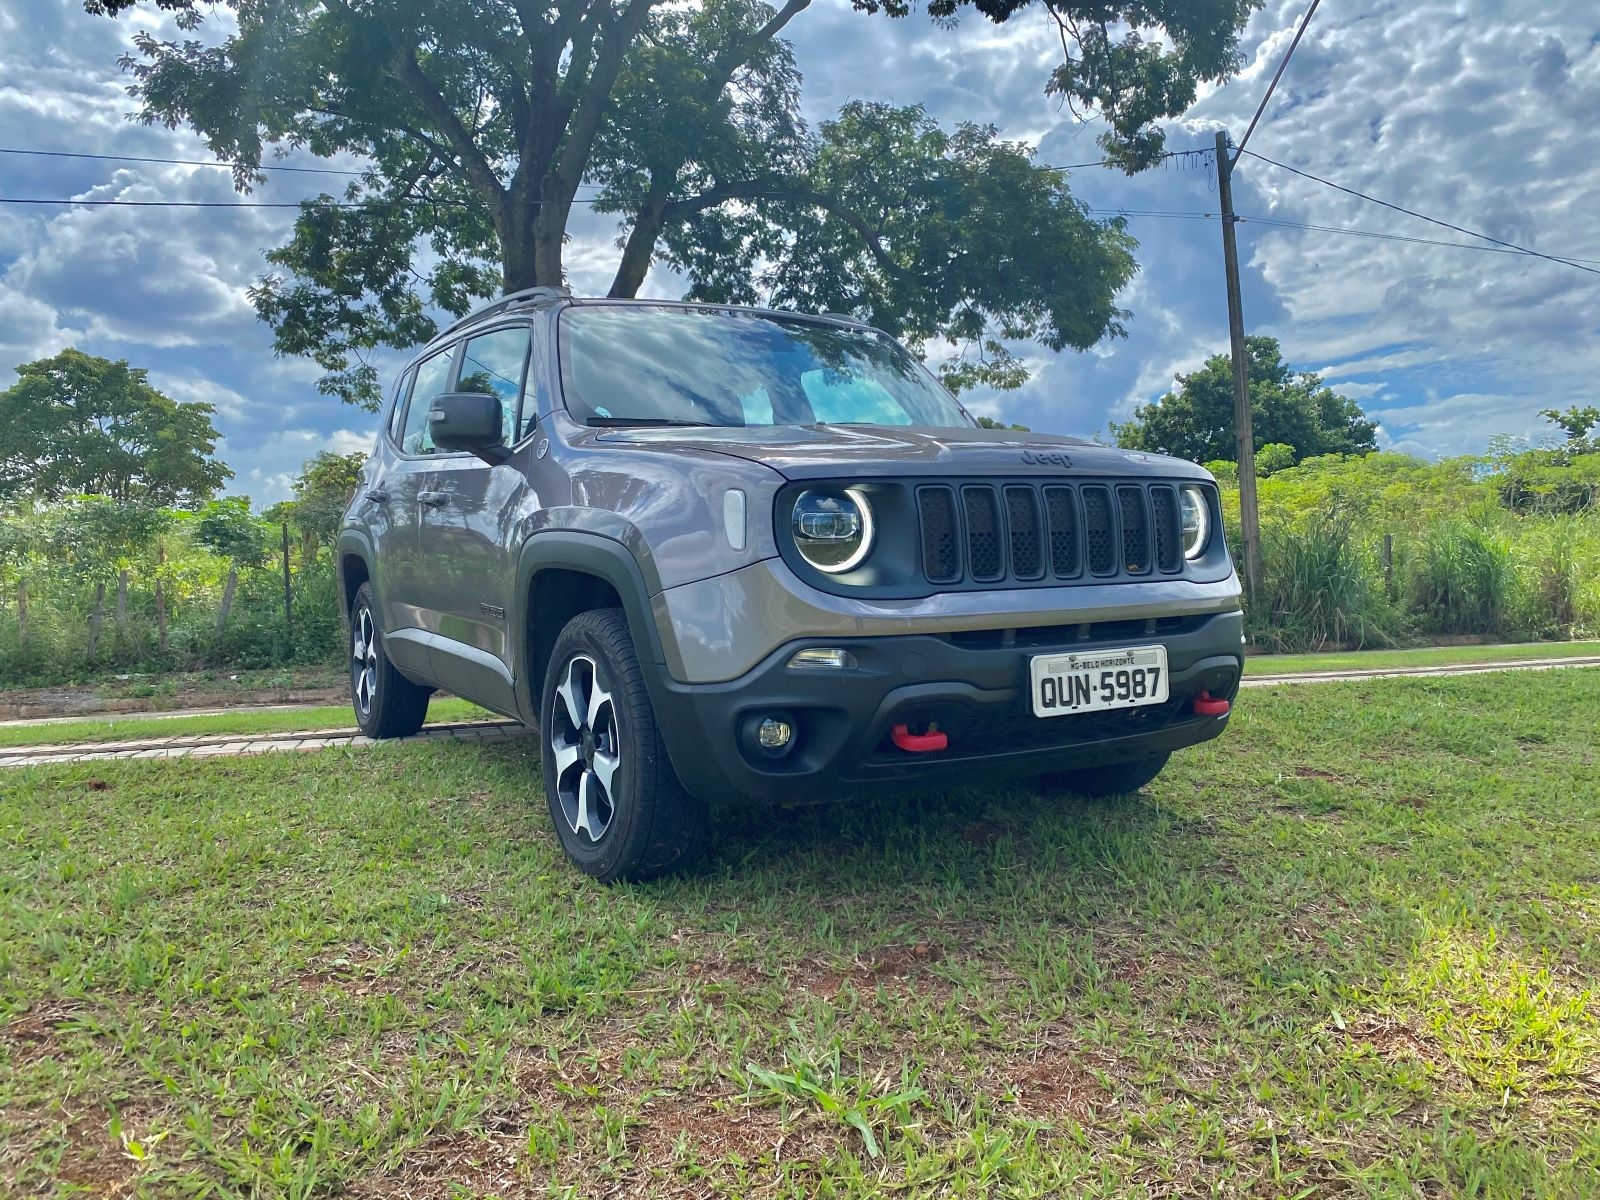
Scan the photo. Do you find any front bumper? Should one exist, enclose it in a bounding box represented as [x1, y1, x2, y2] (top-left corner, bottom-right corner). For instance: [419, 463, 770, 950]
[650, 609, 1245, 805]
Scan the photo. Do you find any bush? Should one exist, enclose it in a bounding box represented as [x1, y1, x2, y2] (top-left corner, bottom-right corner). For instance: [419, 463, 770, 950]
[1406, 519, 1516, 637]
[1251, 513, 1401, 652]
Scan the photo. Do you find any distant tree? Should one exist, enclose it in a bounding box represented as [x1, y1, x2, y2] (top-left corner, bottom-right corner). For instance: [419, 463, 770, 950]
[266, 452, 367, 550]
[1255, 442, 1296, 477]
[81, 0, 1262, 406]
[194, 497, 269, 634]
[1110, 337, 1377, 465]
[1539, 405, 1599, 452]
[974, 415, 1032, 431]
[0, 349, 231, 505]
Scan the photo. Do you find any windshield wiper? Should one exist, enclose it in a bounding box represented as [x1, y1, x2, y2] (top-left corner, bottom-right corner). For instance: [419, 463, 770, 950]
[584, 416, 718, 428]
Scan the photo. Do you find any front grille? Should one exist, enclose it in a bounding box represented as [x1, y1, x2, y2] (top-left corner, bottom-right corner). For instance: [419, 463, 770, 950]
[914, 479, 1190, 587]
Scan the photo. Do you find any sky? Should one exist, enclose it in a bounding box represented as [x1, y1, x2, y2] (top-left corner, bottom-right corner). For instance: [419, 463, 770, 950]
[1, 0, 1597, 505]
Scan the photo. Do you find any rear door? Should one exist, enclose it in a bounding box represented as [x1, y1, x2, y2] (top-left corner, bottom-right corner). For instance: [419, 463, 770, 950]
[413, 323, 533, 714]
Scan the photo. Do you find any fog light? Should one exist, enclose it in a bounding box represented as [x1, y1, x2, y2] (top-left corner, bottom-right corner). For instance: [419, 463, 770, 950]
[788, 647, 857, 670]
[757, 717, 793, 749]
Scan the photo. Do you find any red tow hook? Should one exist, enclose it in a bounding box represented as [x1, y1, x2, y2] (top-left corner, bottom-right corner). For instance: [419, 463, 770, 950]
[1192, 691, 1231, 717]
[892, 723, 948, 752]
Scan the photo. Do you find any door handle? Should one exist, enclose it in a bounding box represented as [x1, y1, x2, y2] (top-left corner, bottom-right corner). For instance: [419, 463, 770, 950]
[418, 490, 448, 508]
[365, 488, 390, 504]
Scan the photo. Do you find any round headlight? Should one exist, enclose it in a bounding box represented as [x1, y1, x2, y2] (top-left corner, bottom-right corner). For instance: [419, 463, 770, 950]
[792, 488, 874, 573]
[1179, 485, 1210, 560]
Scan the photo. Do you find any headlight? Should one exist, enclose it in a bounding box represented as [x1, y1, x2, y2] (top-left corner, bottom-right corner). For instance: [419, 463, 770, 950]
[1179, 485, 1210, 560]
[792, 488, 874, 573]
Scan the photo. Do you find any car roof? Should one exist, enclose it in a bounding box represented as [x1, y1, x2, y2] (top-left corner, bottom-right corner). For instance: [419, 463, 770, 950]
[423, 288, 878, 354]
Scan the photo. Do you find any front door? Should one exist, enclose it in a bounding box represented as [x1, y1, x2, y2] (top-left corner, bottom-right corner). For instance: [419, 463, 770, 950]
[414, 324, 532, 715]
[366, 346, 457, 679]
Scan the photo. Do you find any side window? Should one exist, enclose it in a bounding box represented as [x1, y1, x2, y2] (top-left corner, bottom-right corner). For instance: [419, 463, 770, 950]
[387, 368, 416, 441]
[398, 347, 457, 456]
[457, 326, 530, 445]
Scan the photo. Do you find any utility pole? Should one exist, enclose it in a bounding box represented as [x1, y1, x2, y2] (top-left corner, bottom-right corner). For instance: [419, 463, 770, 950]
[1215, 129, 1263, 603]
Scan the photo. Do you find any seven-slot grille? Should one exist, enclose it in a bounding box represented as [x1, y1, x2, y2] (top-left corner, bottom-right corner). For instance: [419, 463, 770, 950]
[917, 480, 1186, 587]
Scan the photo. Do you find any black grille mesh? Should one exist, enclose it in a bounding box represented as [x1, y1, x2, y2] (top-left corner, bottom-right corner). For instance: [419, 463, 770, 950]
[964, 486, 1003, 581]
[1151, 487, 1181, 572]
[1042, 486, 1079, 578]
[913, 480, 1191, 586]
[1118, 485, 1150, 574]
[1004, 486, 1043, 579]
[1083, 486, 1115, 575]
[918, 486, 960, 583]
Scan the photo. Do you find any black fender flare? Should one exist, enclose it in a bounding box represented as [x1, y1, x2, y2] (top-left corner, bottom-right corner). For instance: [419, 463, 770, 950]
[511, 529, 670, 725]
[334, 528, 377, 634]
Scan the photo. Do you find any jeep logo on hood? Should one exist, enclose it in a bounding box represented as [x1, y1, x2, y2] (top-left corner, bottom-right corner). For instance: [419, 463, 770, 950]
[1020, 450, 1073, 468]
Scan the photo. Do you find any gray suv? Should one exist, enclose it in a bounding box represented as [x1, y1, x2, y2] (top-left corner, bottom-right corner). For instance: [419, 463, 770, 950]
[338, 288, 1244, 882]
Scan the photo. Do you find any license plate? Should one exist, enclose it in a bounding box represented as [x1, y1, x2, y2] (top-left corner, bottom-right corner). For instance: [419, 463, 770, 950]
[1030, 645, 1169, 718]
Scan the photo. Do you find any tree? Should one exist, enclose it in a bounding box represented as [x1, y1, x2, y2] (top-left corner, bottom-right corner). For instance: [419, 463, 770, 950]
[266, 452, 367, 550]
[0, 349, 231, 505]
[1539, 405, 1599, 452]
[1110, 337, 1377, 465]
[88, 0, 1256, 407]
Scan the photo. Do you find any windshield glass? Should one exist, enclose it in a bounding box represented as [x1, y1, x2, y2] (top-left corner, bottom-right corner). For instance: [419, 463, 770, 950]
[558, 305, 972, 429]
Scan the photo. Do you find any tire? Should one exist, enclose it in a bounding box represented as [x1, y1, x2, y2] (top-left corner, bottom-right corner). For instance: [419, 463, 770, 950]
[540, 608, 708, 883]
[349, 581, 431, 739]
[1034, 752, 1171, 799]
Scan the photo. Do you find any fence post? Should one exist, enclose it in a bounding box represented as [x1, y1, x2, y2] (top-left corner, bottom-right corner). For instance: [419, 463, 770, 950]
[281, 522, 294, 652]
[115, 569, 129, 628]
[217, 567, 238, 635]
[88, 580, 106, 659]
[16, 580, 26, 649]
[1381, 533, 1394, 592]
[155, 539, 168, 654]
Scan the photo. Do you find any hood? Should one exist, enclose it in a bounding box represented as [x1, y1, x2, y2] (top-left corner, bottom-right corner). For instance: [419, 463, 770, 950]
[590, 424, 1211, 482]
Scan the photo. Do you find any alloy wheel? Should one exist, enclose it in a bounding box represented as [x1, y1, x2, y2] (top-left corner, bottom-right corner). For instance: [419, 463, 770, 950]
[549, 654, 620, 843]
[352, 605, 378, 719]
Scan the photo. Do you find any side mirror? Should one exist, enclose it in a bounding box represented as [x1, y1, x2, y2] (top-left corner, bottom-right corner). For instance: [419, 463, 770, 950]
[428, 392, 507, 462]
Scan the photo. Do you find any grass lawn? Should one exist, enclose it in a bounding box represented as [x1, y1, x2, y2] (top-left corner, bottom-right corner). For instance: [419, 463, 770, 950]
[2, 672, 1597, 1197]
[1244, 639, 1600, 676]
[0, 697, 497, 749]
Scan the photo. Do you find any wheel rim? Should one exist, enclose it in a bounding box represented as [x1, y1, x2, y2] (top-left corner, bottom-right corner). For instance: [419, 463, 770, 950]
[352, 605, 379, 719]
[548, 654, 619, 843]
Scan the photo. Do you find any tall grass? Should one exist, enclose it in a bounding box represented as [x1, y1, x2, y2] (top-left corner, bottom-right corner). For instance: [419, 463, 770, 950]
[1251, 514, 1401, 652]
[1407, 519, 1516, 636]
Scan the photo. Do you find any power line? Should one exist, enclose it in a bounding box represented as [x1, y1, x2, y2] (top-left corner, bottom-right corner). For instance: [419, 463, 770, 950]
[0, 193, 1224, 222]
[1242, 149, 1600, 277]
[1239, 213, 1600, 264]
[1233, 0, 1322, 164]
[0, 145, 369, 177]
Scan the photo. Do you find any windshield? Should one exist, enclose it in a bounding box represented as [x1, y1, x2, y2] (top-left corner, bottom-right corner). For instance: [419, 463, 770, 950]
[558, 305, 973, 429]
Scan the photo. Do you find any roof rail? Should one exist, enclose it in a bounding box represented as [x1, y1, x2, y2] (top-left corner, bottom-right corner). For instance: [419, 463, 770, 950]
[439, 286, 571, 338]
[819, 311, 860, 323]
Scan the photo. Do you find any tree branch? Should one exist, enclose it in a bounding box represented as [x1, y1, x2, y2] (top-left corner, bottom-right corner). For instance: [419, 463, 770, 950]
[389, 46, 508, 210]
[551, 0, 660, 197]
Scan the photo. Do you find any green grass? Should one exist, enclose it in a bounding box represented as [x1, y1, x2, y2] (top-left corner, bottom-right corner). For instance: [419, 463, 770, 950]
[1245, 639, 1600, 676]
[0, 697, 497, 749]
[3, 672, 1599, 1197]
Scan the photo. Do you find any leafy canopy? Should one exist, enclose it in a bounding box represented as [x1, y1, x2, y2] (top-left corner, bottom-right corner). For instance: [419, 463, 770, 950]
[89, 0, 1257, 408]
[0, 349, 231, 506]
[1112, 336, 1378, 465]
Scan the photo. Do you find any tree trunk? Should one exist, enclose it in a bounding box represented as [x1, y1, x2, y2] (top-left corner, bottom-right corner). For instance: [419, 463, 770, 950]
[610, 176, 672, 298]
[115, 569, 129, 627]
[155, 540, 168, 655]
[88, 581, 106, 658]
[216, 568, 237, 635]
[15, 580, 26, 649]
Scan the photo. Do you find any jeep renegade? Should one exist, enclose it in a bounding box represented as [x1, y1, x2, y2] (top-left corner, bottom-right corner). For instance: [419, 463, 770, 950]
[338, 288, 1245, 882]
